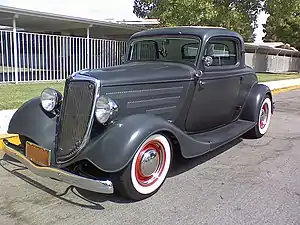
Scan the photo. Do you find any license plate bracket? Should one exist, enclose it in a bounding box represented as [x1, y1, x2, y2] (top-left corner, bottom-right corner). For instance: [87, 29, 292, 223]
[25, 141, 51, 167]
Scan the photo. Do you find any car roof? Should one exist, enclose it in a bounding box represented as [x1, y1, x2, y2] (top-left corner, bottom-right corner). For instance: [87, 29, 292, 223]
[130, 26, 243, 41]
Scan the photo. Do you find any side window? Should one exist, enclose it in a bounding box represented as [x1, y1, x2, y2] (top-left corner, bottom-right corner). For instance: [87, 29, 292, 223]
[204, 38, 238, 66]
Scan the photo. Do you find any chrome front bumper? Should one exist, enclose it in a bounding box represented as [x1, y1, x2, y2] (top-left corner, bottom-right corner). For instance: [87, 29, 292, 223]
[1, 139, 114, 194]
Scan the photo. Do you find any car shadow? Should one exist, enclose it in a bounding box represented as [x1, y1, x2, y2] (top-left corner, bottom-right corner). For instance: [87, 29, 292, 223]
[0, 137, 243, 208]
[168, 137, 243, 177]
[0, 157, 108, 210]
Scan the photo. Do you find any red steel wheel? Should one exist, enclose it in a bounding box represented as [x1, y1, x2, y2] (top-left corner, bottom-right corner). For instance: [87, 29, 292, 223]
[258, 96, 272, 135]
[245, 94, 272, 139]
[131, 134, 171, 195]
[116, 134, 172, 200]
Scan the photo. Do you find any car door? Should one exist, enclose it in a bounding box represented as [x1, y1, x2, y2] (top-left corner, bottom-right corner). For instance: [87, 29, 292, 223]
[185, 36, 242, 133]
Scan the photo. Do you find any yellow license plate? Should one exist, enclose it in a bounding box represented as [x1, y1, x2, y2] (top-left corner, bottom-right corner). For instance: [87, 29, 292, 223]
[25, 142, 51, 167]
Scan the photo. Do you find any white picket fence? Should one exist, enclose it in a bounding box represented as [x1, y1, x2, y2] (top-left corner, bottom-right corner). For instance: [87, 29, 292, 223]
[0, 30, 127, 83]
[1, 29, 299, 84]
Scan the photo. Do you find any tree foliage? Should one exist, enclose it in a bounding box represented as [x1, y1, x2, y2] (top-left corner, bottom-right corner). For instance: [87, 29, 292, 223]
[263, 0, 300, 49]
[133, 0, 263, 41]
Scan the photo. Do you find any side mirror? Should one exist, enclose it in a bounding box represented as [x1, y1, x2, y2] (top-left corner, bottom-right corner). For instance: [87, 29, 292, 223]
[203, 56, 213, 67]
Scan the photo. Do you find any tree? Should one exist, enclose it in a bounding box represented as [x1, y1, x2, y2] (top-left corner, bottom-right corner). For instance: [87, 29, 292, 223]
[263, 0, 300, 49]
[133, 0, 263, 41]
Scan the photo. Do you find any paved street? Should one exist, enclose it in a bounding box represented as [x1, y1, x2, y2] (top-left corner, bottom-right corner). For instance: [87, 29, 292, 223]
[1, 89, 300, 225]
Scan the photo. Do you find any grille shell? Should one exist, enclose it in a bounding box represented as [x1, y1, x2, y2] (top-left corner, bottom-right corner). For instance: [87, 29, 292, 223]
[55, 79, 96, 163]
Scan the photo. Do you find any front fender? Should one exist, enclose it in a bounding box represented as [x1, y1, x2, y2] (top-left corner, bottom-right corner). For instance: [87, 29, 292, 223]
[7, 97, 57, 150]
[240, 83, 274, 122]
[76, 114, 180, 173]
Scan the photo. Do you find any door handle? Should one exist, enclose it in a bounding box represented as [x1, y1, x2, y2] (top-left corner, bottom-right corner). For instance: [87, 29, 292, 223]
[198, 80, 205, 86]
[193, 70, 205, 88]
[197, 80, 205, 90]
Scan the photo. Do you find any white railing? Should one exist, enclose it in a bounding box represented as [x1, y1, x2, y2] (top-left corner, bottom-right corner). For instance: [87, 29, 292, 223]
[0, 30, 127, 83]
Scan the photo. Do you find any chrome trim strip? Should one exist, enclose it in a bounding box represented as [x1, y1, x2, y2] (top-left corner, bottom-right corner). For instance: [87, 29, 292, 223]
[56, 70, 100, 164]
[70, 71, 101, 151]
[2, 139, 114, 194]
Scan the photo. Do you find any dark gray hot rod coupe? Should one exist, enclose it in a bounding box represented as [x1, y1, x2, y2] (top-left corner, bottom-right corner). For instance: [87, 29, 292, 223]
[2, 26, 274, 201]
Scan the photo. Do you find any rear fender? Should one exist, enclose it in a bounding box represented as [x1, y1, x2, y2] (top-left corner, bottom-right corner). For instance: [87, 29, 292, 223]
[7, 97, 57, 150]
[240, 83, 274, 122]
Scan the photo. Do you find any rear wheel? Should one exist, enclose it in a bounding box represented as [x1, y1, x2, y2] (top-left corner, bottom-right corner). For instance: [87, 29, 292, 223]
[115, 134, 172, 201]
[245, 94, 272, 138]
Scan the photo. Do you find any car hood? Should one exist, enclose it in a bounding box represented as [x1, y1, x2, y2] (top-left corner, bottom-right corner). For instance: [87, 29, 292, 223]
[79, 61, 195, 86]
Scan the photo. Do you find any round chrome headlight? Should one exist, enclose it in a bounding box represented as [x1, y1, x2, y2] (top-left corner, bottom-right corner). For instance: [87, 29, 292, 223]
[95, 95, 118, 124]
[40, 88, 60, 112]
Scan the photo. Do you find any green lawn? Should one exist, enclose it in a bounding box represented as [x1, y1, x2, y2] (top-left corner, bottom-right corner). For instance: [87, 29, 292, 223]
[257, 73, 300, 82]
[0, 73, 300, 110]
[0, 81, 65, 110]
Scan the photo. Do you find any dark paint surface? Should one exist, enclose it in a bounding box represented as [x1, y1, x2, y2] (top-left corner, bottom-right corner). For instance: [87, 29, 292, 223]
[83, 61, 194, 86]
[7, 27, 274, 173]
[129, 26, 244, 44]
[185, 67, 258, 132]
[102, 80, 191, 124]
[7, 97, 57, 152]
[73, 114, 255, 172]
[186, 73, 241, 132]
[240, 83, 273, 122]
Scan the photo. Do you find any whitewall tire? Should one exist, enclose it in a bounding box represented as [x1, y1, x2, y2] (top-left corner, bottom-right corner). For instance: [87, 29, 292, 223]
[115, 133, 172, 201]
[258, 97, 272, 135]
[245, 94, 272, 138]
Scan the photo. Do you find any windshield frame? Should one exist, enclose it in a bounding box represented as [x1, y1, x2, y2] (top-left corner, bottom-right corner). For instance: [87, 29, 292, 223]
[126, 34, 203, 68]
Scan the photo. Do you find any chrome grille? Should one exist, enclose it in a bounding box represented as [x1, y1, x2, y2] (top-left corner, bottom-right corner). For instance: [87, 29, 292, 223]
[55, 79, 96, 163]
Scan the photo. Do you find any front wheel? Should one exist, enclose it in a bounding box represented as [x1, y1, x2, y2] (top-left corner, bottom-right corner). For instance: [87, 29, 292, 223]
[115, 134, 172, 201]
[245, 94, 272, 138]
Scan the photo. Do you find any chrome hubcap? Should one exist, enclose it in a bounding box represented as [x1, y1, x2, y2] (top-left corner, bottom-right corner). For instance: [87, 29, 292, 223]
[140, 149, 159, 177]
[135, 140, 166, 187]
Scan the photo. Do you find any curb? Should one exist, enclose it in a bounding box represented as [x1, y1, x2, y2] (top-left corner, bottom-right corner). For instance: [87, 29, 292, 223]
[271, 85, 300, 95]
[262, 78, 300, 91]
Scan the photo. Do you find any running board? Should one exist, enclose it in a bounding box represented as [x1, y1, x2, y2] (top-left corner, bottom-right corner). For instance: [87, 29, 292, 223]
[184, 119, 255, 158]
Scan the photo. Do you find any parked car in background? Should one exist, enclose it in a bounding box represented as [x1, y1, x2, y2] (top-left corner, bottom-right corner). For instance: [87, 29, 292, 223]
[2, 26, 274, 201]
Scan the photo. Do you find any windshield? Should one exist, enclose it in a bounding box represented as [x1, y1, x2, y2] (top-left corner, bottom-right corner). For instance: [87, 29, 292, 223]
[128, 36, 201, 66]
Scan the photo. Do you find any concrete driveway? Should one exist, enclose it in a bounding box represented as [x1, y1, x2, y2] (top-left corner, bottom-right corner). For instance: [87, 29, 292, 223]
[1, 89, 300, 225]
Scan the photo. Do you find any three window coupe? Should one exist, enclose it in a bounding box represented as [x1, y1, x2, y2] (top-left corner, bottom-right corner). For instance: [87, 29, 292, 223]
[1, 26, 274, 201]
